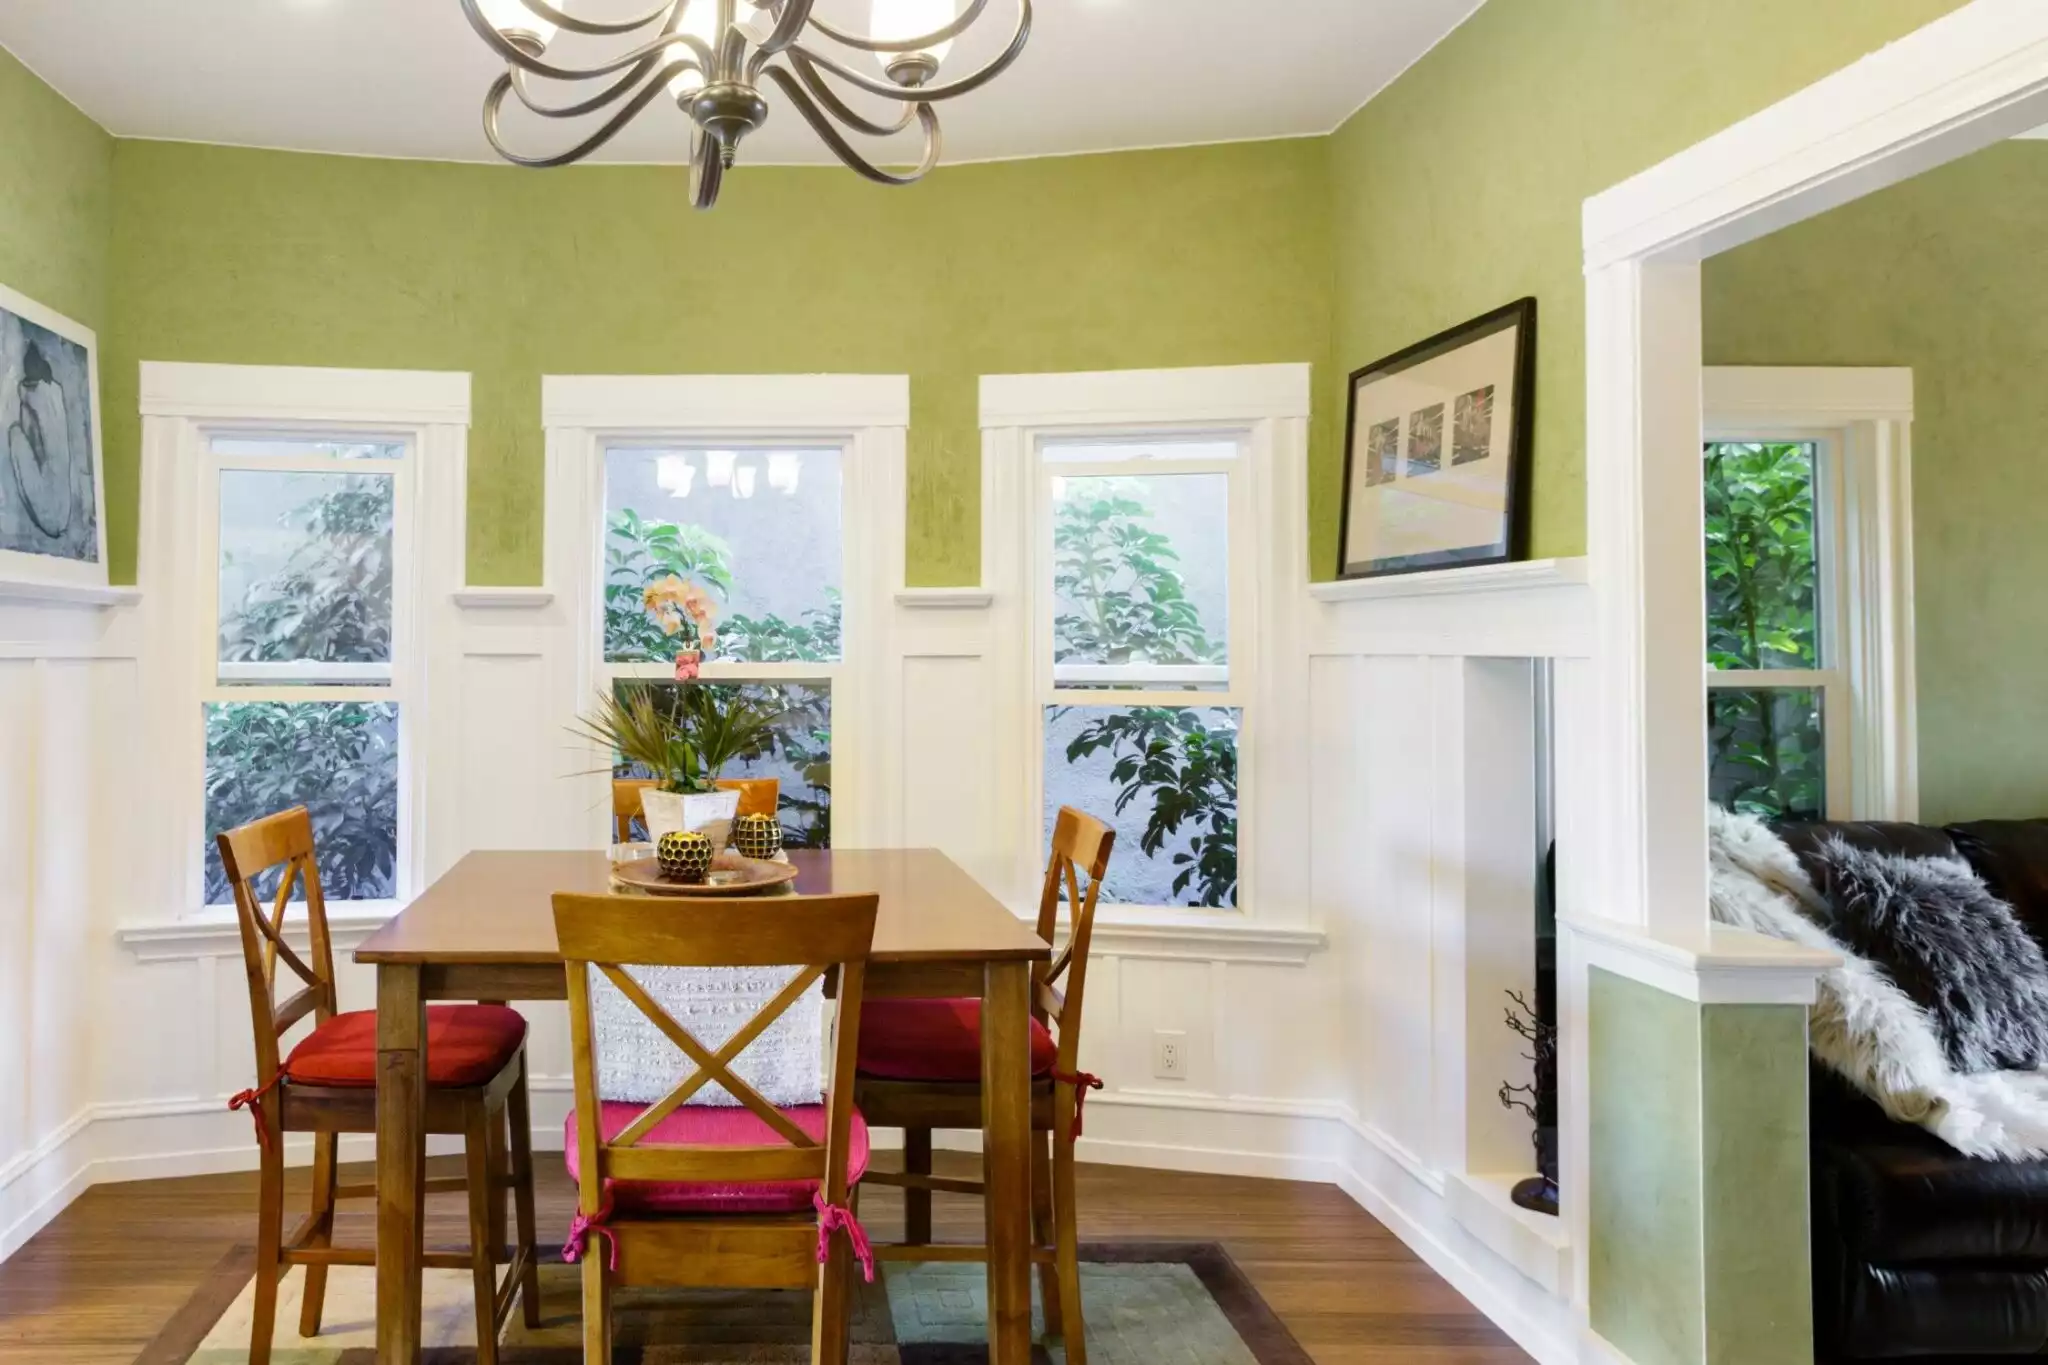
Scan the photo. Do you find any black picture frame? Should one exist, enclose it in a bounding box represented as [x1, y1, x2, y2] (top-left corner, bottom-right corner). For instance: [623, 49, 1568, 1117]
[1336, 296, 1536, 581]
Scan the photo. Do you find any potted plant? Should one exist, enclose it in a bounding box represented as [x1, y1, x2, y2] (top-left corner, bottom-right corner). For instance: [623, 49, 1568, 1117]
[574, 683, 781, 854]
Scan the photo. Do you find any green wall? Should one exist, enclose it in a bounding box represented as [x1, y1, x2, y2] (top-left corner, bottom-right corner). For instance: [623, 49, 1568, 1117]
[1589, 970, 1812, 1365]
[1705, 142, 2048, 824]
[1320, 0, 1970, 576]
[101, 138, 1332, 586]
[0, 46, 112, 337]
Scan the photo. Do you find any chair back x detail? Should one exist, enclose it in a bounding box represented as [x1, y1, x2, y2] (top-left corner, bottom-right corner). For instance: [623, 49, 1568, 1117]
[553, 890, 880, 1361]
[218, 806, 340, 1101]
[1034, 806, 1114, 1092]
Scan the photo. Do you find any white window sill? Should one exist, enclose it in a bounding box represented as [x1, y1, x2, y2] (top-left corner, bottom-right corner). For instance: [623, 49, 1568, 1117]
[451, 586, 555, 610]
[1036, 906, 1326, 965]
[117, 901, 403, 963]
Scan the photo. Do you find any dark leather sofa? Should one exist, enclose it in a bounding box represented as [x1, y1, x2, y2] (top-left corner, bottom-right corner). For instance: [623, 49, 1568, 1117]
[1777, 819, 2048, 1361]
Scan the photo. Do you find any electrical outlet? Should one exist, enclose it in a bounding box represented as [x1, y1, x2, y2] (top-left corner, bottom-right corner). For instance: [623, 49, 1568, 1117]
[1152, 1030, 1188, 1080]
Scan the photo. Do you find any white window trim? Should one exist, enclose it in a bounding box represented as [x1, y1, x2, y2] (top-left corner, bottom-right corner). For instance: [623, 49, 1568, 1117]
[980, 363, 1314, 925]
[543, 374, 908, 850]
[1703, 365, 1917, 821]
[135, 363, 471, 920]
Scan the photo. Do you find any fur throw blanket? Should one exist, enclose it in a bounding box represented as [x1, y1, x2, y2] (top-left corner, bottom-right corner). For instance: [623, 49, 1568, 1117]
[1709, 806, 2048, 1159]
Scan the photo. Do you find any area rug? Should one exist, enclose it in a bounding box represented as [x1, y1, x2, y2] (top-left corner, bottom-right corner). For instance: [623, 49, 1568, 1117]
[136, 1243, 1310, 1364]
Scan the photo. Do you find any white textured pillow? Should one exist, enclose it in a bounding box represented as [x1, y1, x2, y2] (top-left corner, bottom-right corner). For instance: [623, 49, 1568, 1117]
[589, 964, 825, 1107]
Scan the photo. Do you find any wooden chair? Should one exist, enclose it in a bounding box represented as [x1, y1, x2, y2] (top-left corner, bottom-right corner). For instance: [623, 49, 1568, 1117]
[554, 889, 880, 1363]
[852, 806, 1114, 1363]
[218, 807, 541, 1365]
[610, 776, 780, 843]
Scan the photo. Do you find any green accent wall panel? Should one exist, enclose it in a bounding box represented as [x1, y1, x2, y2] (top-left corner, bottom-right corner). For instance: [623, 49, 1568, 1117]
[1590, 968, 1705, 1365]
[101, 138, 1334, 587]
[1701, 1003, 1813, 1365]
[1705, 142, 2048, 825]
[1321, 0, 1970, 578]
[1590, 970, 1816, 1365]
[0, 46, 113, 332]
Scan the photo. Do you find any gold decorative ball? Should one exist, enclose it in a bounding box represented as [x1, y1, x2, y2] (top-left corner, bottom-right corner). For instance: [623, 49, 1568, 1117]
[734, 812, 783, 861]
[656, 830, 714, 883]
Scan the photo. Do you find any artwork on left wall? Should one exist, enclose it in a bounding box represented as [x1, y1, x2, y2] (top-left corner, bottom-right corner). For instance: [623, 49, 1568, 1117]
[0, 283, 106, 592]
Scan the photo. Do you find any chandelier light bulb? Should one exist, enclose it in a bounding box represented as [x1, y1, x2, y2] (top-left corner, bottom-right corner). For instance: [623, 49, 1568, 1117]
[766, 452, 802, 496]
[704, 450, 738, 488]
[872, 0, 959, 68]
[733, 462, 759, 499]
[668, 0, 718, 100]
[477, 0, 559, 47]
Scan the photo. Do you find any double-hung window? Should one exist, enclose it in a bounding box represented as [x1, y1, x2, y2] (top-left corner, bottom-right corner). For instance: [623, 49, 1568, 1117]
[1036, 435, 1249, 909]
[1702, 368, 1918, 822]
[138, 363, 465, 919]
[597, 443, 842, 846]
[201, 433, 414, 906]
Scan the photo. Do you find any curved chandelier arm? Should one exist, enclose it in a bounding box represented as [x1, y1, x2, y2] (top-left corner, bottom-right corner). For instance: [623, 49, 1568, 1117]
[460, 0, 709, 85]
[514, 0, 683, 39]
[482, 61, 694, 169]
[781, 0, 1029, 105]
[761, 66, 943, 187]
[784, 49, 919, 139]
[755, 0, 819, 59]
[801, 0, 989, 55]
[509, 54, 696, 121]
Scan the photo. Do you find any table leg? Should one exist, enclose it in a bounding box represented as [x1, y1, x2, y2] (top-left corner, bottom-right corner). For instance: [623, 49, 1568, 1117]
[376, 963, 426, 1365]
[981, 960, 1033, 1364]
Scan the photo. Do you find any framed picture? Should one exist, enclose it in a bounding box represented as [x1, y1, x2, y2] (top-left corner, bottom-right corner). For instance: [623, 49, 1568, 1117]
[0, 282, 106, 592]
[1337, 297, 1535, 580]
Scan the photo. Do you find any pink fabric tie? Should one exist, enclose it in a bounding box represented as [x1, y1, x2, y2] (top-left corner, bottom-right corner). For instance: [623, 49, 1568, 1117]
[228, 1072, 286, 1155]
[1051, 1069, 1105, 1141]
[563, 1190, 619, 1270]
[813, 1189, 876, 1283]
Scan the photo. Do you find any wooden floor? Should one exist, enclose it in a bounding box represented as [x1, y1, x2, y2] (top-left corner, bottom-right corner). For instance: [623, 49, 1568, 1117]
[0, 1152, 1530, 1364]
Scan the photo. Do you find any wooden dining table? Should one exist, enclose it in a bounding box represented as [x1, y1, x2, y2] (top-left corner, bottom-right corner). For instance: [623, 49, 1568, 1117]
[354, 847, 1050, 1365]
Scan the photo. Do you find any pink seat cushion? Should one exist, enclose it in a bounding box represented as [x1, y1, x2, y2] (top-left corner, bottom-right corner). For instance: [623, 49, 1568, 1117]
[282, 1004, 527, 1089]
[856, 998, 1058, 1083]
[562, 1103, 871, 1214]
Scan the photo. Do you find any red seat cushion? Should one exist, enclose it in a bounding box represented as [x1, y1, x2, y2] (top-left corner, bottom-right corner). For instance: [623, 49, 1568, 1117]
[855, 998, 1058, 1083]
[563, 1103, 871, 1214]
[281, 1004, 527, 1089]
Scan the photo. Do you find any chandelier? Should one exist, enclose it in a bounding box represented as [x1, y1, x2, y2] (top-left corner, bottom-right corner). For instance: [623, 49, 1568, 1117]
[460, 0, 1032, 208]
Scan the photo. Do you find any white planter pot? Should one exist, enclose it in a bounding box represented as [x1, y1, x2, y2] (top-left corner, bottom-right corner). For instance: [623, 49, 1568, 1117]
[638, 787, 743, 856]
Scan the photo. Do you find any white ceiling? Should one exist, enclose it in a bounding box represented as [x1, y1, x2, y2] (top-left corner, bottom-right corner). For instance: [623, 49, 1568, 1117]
[0, 1, 1484, 166]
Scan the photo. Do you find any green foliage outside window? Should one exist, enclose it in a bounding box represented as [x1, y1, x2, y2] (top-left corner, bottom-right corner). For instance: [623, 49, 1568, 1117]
[1053, 481, 1222, 666]
[1703, 441, 1825, 820]
[602, 510, 836, 846]
[1053, 479, 1237, 907]
[208, 477, 401, 903]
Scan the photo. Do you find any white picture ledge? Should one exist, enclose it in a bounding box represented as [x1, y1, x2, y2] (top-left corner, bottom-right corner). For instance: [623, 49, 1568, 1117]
[895, 587, 994, 611]
[1308, 556, 1588, 604]
[0, 579, 143, 609]
[451, 586, 556, 610]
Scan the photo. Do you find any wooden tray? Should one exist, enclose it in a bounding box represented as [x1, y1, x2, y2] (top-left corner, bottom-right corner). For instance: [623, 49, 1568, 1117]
[609, 851, 800, 897]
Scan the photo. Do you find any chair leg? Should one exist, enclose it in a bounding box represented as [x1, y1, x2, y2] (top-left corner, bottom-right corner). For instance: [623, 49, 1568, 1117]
[580, 1251, 612, 1364]
[811, 1232, 854, 1365]
[507, 1051, 544, 1329]
[249, 1132, 286, 1365]
[1031, 1128, 1061, 1339]
[1053, 1124, 1087, 1365]
[297, 1131, 338, 1338]
[464, 1105, 502, 1365]
[904, 1127, 933, 1245]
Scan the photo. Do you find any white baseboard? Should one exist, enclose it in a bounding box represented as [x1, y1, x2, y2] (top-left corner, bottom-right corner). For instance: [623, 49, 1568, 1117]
[0, 1090, 1597, 1365]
